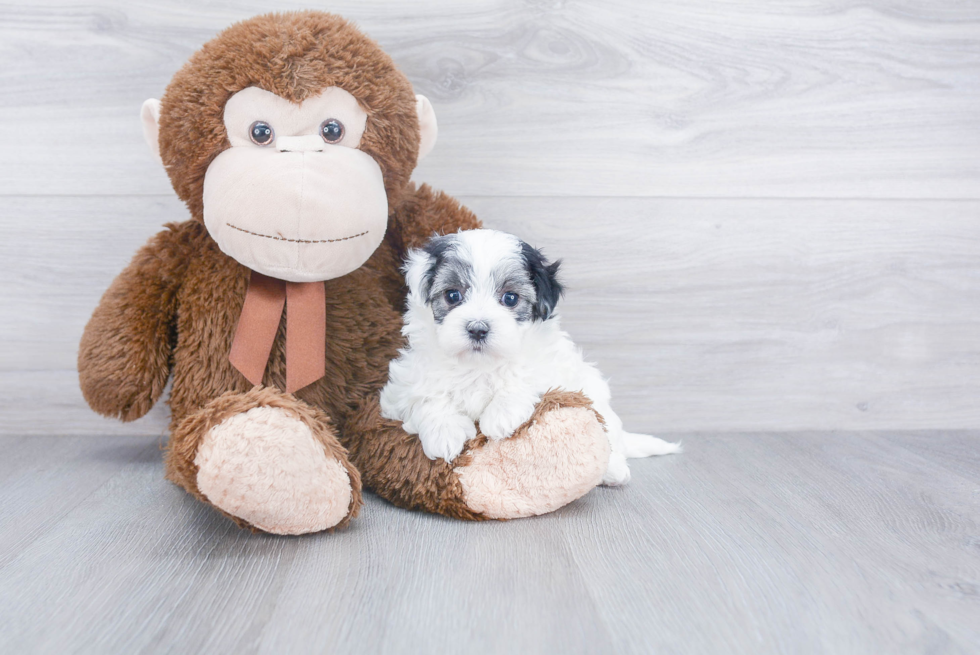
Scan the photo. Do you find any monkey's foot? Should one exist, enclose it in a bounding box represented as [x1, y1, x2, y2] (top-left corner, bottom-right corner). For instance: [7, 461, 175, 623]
[168, 387, 361, 535]
[456, 390, 610, 519]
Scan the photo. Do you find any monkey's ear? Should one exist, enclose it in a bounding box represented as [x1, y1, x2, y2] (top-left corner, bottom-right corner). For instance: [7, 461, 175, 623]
[415, 95, 438, 163]
[140, 99, 162, 164]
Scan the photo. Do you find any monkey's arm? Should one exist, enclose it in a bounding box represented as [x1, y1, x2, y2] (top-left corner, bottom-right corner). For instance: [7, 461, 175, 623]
[78, 224, 188, 421]
[389, 183, 482, 252]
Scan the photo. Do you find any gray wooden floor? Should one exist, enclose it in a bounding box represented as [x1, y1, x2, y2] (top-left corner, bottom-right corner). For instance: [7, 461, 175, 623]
[1, 432, 978, 654]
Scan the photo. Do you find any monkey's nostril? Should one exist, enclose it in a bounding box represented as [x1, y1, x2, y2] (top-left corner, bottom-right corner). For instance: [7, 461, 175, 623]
[466, 321, 490, 342]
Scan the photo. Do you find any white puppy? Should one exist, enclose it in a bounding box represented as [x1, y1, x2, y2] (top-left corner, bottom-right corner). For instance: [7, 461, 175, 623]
[380, 229, 680, 485]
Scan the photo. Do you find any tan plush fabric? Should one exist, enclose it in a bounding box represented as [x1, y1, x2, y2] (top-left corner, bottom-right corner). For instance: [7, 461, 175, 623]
[223, 87, 368, 150]
[140, 99, 162, 162]
[457, 402, 610, 519]
[195, 405, 353, 534]
[414, 95, 437, 161]
[164, 386, 363, 533]
[205, 86, 388, 282]
[202, 143, 388, 282]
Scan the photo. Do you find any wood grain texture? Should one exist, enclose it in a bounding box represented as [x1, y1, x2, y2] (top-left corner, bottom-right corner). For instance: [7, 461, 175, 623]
[3, 195, 978, 434]
[475, 196, 980, 432]
[0, 0, 978, 197]
[0, 432, 977, 654]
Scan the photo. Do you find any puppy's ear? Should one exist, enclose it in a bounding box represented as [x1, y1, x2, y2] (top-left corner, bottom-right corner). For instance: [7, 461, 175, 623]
[404, 234, 455, 304]
[403, 249, 434, 304]
[521, 241, 563, 320]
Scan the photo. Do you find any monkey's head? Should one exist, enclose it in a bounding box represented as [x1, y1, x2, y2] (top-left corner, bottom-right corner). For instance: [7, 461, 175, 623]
[141, 11, 437, 282]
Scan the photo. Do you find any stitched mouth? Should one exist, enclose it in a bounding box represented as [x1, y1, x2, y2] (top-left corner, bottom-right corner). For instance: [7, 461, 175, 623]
[226, 223, 369, 244]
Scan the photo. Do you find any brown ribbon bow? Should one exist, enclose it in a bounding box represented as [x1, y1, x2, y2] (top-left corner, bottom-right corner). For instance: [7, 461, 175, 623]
[229, 271, 326, 393]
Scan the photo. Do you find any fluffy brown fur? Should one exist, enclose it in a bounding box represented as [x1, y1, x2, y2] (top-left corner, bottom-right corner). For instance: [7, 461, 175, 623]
[80, 180, 483, 525]
[159, 11, 420, 221]
[79, 11, 603, 531]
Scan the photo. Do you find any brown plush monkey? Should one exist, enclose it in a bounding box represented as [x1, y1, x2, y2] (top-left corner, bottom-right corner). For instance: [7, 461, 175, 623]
[78, 11, 610, 535]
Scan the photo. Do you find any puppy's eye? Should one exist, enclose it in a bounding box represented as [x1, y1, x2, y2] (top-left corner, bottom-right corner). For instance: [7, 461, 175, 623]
[249, 121, 274, 145]
[320, 119, 345, 143]
[501, 292, 519, 307]
[445, 289, 462, 305]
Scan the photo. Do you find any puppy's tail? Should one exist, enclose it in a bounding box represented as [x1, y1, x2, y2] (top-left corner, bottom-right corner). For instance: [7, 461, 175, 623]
[622, 432, 682, 458]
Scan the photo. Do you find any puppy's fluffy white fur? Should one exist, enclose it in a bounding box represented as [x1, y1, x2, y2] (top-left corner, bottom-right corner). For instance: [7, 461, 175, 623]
[380, 229, 679, 485]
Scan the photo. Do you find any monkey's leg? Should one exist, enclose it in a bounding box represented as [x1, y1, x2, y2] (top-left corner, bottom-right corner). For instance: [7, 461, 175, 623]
[344, 390, 609, 520]
[165, 386, 362, 534]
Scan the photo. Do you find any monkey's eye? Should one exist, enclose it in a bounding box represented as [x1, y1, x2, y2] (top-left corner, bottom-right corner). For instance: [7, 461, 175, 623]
[248, 121, 274, 146]
[501, 292, 519, 307]
[445, 289, 462, 305]
[320, 119, 345, 144]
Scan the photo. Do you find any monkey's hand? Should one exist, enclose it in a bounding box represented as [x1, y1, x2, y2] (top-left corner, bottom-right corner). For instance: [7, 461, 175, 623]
[78, 225, 187, 422]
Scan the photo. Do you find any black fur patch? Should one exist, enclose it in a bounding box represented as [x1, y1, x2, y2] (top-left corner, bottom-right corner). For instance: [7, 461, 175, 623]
[520, 241, 563, 320]
[420, 233, 457, 301]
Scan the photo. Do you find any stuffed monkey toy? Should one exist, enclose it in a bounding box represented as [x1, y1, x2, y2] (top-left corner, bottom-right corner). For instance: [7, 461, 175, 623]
[78, 11, 610, 535]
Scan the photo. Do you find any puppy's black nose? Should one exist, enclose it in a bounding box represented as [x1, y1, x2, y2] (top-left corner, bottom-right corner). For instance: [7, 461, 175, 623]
[466, 321, 490, 342]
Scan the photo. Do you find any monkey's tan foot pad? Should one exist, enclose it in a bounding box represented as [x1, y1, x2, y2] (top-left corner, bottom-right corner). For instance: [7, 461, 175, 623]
[194, 406, 353, 535]
[456, 405, 610, 519]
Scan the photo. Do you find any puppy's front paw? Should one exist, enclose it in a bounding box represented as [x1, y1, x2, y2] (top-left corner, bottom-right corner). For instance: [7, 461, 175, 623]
[479, 395, 538, 441]
[601, 451, 632, 486]
[417, 414, 477, 462]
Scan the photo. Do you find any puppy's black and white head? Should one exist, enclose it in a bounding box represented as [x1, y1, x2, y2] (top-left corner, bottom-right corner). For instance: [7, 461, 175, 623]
[403, 229, 563, 359]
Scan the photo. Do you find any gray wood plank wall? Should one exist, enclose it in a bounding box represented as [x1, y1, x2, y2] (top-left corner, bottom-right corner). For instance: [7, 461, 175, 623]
[1, 0, 978, 434]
